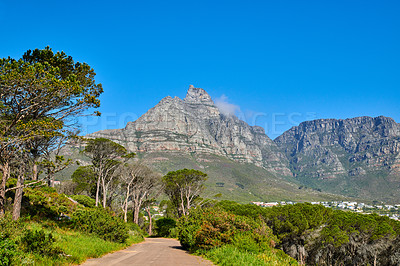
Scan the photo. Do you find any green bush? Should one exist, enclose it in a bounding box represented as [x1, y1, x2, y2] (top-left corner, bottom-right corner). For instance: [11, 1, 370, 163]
[21, 229, 62, 257]
[71, 208, 128, 243]
[197, 245, 298, 266]
[24, 187, 77, 219]
[69, 195, 96, 208]
[155, 218, 176, 237]
[0, 214, 25, 265]
[0, 214, 25, 240]
[0, 239, 18, 266]
[178, 207, 277, 252]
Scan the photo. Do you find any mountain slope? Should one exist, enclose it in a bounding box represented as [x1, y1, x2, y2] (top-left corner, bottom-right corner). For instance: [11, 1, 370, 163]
[274, 116, 400, 201]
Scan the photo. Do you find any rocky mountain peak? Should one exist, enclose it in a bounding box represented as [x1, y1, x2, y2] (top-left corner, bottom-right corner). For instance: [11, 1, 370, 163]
[184, 85, 214, 105]
[87, 85, 292, 176]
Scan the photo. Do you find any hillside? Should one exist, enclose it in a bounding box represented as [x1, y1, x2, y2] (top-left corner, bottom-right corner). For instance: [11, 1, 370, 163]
[275, 116, 400, 202]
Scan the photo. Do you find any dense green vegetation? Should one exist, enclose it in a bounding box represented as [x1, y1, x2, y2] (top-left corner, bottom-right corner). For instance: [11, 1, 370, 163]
[211, 201, 400, 265]
[176, 206, 297, 265]
[0, 186, 144, 265]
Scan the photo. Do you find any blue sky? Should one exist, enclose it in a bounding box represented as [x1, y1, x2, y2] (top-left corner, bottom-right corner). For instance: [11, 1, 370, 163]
[1, 0, 399, 139]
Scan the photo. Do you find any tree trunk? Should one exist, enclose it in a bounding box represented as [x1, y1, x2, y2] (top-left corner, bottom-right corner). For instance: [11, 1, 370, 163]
[48, 173, 55, 187]
[32, 163, 38, 181]
[133, 197, 140, 224]
[146, 207, 152, 236]
[95, 176, 101, 207]
[102, 177, 108, 208]
[12, 174, 24, 220]
[180, 190, 186, 217]
[123, 186, 130, 222]
[133, 205, 140, 224]
[0, 162, 10, 217]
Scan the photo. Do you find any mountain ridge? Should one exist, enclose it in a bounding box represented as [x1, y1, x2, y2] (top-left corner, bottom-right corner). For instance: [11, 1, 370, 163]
[88, 86, 292, 176]
[83, 85, 400, 202]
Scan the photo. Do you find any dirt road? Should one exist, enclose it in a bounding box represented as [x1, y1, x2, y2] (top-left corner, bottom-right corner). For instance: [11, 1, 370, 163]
[80, 238, 214, 266]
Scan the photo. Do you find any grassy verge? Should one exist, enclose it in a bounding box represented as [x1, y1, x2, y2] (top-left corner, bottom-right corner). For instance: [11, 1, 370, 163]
[21, 221, 144, 265]
[196, 245, 298, 266]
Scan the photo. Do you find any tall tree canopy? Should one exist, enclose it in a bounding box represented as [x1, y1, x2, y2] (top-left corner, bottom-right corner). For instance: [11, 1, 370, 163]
[162, 169, 208, 217]
[0, 46, 103, 218]
[82, 137, 134, 207]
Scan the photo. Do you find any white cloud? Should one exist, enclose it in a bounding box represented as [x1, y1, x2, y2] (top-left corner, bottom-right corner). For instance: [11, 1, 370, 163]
[214, 94, 241, 116]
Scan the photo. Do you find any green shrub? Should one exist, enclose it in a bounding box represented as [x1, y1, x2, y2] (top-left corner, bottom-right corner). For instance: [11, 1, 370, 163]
[197, 245, 298, 266]
[0, 214, 25, 240]
[69, 195, 96, 208]
[0, 214, 25, 265]
[0, 238, 18, 266]
[71, 208, 128, 243]
[21, 229, 63, 257]
[24, 187, 77, 219]
[155, 218, 176, 237]
[178, 207, 277, 252]
[126, 222, 146, 239]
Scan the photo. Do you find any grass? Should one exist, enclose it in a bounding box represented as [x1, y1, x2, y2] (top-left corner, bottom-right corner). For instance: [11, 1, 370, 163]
[20, 221, 144, 265]
[196, 245, 298, 266]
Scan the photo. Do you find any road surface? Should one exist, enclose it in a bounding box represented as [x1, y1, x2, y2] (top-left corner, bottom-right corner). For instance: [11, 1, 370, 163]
[80, 238, 214, 266]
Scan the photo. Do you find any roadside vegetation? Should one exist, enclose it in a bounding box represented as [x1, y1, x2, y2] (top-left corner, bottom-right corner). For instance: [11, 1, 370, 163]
[0, 186, 144, 265]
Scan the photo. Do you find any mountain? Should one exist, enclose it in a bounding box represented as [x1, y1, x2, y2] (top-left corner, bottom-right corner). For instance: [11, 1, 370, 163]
[61, 85, 400, 203]
[73, 85, 347, 203]
[88, 85, 291, 176]
[274, 116, 400, 201]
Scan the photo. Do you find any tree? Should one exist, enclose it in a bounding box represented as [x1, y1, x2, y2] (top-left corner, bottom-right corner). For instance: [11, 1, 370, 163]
[71, 166, 97, 197]
[142, 198, 156, 235]
[162, 169, 208, 217]
[0, 46, 103, 218]
[82, 138, 134, 208]
[119, 163, 161, 224]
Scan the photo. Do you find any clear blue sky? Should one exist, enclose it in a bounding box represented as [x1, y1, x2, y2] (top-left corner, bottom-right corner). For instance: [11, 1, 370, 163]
[1, 0, 399, 139]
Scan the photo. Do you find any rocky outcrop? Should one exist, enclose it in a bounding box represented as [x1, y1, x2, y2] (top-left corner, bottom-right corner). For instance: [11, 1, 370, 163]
[88, 86, 291, 176]
[274, 116, 400, 195]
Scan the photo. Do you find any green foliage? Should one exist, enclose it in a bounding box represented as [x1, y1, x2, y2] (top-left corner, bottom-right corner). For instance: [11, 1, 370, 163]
[218, 201, 400, 247]
[83, 138, 128, 166]
[197, 245, 298, 266]
[69, 194, 96, 208]
[24, 187, 77, 219]
[155, 218, 177, 237]
[178, 207, 277, 252]
[0, 46, 103, 143]
[263, 203, 333, 242]
[0, 238, 18, 266]
[159, 200, 177, 219]
[163, 168, 208, 217]
[71, 208, 128, 243]
[217, 201, 400, 265]
[321, 211, 399, 247]
[0, 213, 25, 240]
[21, 229, 62, 257]
[71, 166, 96, 197]
[0, 214, 25, 265]
[126, 222, 146, 237]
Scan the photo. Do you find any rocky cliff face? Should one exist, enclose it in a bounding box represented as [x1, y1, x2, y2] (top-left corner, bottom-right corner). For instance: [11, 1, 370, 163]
[274, 116, 400, 198]
[88, 86, 291, 176]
